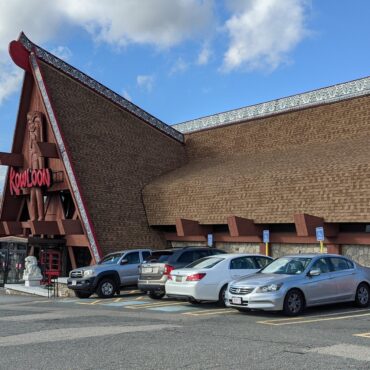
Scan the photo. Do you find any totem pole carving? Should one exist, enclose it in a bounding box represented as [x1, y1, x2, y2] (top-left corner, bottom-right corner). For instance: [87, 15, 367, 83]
[28, 111, 45, 221]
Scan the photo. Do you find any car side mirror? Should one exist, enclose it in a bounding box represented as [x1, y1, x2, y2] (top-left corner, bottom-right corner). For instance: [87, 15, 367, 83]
[308, 268, 321, 277]
[120, 259, 128, 265]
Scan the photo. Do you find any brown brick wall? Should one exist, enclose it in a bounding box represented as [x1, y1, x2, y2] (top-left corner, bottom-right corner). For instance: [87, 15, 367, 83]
[143, 95, 370, 225]
[40, 61, 186, 255]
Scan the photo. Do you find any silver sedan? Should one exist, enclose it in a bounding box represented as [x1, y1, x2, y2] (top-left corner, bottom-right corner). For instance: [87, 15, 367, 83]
[225, 254, 370, 316]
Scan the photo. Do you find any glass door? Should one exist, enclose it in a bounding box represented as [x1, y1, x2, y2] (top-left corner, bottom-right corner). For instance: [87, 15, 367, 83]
[0, 249, 8, 287]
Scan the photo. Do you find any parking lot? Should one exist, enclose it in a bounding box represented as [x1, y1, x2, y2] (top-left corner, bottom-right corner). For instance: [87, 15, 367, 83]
[1, 291, 370, 369]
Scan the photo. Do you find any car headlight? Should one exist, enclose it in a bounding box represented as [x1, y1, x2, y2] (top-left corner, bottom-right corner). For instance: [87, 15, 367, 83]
[257, 283, 282, 293]
[83, 269, 94, 277]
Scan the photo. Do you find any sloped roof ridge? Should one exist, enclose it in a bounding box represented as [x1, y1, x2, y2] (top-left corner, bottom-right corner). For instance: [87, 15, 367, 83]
[174, 75, 370, 133]
[19, 33, 184, 143]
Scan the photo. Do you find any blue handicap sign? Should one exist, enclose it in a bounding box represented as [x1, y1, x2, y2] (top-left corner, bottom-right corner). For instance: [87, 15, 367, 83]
[263, 230, 270, 243]
[207, 233, 213, 247]
[316, 227, 325, 241]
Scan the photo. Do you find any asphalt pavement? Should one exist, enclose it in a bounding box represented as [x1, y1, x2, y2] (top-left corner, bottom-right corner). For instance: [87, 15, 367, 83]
[0, 290, 370, 370]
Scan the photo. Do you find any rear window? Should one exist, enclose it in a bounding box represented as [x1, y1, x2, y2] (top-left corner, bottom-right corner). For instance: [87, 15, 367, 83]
[147, 251, 173, 263]
[186, 257, 224, 269]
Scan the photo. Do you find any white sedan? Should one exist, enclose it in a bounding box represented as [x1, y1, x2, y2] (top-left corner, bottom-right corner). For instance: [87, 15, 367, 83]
[165, 253, 273, 306]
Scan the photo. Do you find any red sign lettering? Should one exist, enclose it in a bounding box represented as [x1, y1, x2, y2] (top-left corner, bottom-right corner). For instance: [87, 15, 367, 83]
[9, 168, 51, 196]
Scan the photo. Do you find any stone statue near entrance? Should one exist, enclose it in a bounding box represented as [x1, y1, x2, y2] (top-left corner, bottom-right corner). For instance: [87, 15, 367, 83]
[23, 256, 43, 287]
[27, 111, 45, 221]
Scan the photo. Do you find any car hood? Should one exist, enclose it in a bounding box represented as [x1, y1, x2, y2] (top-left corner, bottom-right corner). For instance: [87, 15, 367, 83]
[231, 273, 299, 287]
[72, 264, 113, 274]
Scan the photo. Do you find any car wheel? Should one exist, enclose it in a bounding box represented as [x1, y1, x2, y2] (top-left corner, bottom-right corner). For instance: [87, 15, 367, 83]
[148, 291, 165, 300]
[97, 278, 116, 298]
[218, 284, 228, 307]
[283, 289, 304, 316]
[74, 291, 91, 299]
[354, 283, 370, 308]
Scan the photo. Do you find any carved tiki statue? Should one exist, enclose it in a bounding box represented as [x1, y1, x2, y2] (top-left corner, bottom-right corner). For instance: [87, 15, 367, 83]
[27, 111, 46, 221]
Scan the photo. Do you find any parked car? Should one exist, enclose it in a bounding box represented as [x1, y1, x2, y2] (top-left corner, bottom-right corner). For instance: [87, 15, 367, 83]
[165, 254, 273, 306]
[138, 247, 226, 299]
[225, 254, 370, 316]
[67, 249, 152, 298]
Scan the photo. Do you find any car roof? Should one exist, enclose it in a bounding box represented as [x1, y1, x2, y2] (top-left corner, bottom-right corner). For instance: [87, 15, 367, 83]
[105, 249, 152, 255]
[281, 253, 349, 259]
[200, 253, 272, 259]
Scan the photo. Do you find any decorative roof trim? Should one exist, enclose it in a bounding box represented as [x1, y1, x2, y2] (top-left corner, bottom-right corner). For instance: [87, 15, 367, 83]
[30, 52, 103, 263]
[174, 76, 370, 133]
[19, 33, 184, 143]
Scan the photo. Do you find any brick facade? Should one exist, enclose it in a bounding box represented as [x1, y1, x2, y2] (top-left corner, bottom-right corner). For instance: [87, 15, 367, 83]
[143, 96, 370, 225]
[39, 61, 186, 254]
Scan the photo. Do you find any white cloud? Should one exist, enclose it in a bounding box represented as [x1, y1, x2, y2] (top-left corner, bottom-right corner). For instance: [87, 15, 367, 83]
[169, 58, 189, 75]
[137, 75, 154, 92]
[59, 0, 214, 49]
[0, 0, 214, 104]
[197, 44, 212, 65]
[222, 0, 308, 71]
[51, 46, 73, 61]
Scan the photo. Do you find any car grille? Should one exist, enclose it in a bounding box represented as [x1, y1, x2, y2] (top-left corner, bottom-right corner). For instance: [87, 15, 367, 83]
[70, 270, 83, 278]
[229, 287, 254, 295]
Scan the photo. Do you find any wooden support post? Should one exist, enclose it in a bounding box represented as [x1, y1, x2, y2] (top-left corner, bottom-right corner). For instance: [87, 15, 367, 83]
[67, 246, 77, 270]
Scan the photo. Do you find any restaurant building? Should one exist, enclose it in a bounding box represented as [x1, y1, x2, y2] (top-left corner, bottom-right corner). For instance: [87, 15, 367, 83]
[1, 33, 370, 283]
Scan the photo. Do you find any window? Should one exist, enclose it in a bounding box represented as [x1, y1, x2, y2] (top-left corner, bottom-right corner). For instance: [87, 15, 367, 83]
[125, 252, 140, 264]
[261, 257, 312, 275]
[99, 253, 123, 265]
[311, 258, 331, 274]
[254, 257, 272, 269]
[177, 251, 194, 264]
[186, 257, 224, 269]
[230, 257, 256, 270]
[329, 257, 353, 271]
[142, 251, 151, 262]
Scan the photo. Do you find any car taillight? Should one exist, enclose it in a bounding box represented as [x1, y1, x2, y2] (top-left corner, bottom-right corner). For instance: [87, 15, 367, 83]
[186, 273, 206, 281]
[167, 274, 173, 280]
[164, 265, 174, 275]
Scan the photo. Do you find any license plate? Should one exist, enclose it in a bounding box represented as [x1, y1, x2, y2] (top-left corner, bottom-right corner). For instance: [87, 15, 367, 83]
[72, 280, 77, 286]
[142, 267, 153, 273]
[176, 276, 182, 282]
[232, 297, 242, 305]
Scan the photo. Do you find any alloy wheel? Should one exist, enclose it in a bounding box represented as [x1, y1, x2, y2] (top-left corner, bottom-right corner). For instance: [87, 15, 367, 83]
[287, 292, 302, 314]
[358, 286, 369, 305]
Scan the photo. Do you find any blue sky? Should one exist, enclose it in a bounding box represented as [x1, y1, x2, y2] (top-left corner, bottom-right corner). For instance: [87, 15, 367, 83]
[0, 0, 369, 191]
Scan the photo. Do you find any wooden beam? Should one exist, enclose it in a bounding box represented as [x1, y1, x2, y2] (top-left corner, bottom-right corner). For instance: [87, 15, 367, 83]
[65, 235, 89, 247]
[30, 221, 60, 235]
[164, 231, 370, 245]
[0, 223, 5, 236]
[36, 142, 59, 158]
[57, 219, 84, 235]
[68, 246, 77, 270]
[324, 223, 339, 238]
[294, 213, 324, 236]
[176, 218, 203, 236]
[0, 152, 23, 167]
[2, 221, 23, 235]
[227, 216, 261, 236]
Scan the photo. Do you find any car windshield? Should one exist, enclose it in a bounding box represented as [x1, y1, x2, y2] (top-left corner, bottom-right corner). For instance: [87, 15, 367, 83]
[98, 253, 123, 265]
[260, 257, 312, 275]
[185, 257, 224, 269]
